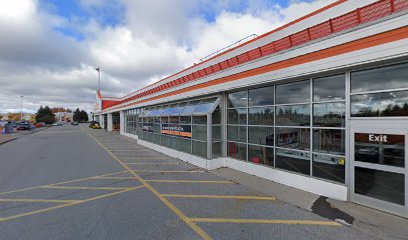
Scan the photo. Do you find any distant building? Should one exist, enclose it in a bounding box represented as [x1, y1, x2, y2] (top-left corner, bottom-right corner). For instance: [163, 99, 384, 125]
[55, 112, 74, 122]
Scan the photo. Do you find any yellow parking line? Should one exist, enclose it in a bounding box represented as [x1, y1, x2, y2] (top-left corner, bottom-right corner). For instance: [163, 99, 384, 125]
[0, 171, 130, 195]
[82, 128, 212, 240]
[94, 177, 139, 180]
[124, 163, 179, 165]
[0, 198, 80, 203]
[188, 218, 342, 226]
[131, 170, 206, 173]
[146, 180, 233, 184]
[0, 186, 145, 222]
[162, 194, 275, 200]
[40, 186, 136, 190]
[48, 171, 130, 186]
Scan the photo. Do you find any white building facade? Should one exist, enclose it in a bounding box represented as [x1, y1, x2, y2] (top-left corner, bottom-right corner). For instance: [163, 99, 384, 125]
[95, 0, 408, 218]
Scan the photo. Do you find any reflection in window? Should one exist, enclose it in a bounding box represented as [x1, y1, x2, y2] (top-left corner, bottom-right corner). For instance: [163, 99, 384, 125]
[248, 126, 274, 146]
[313, 129, 345, 155]
[355, 167, 405, 205]
[313, 74, 345, 101]
[276, 80, 310, 104]
[354, 133, 405, 168]
[248, 145, 273, 166]
[248, 107, 274, 125]
[313, 154, 345, 183]
[192, 141, 207, 158]
[227, 126, 247, 143]
[313, 102, 345, 127]
[228, 109, 247, 125]
[249, 86, 274, 106]
[228, 142, 247, 161]
[276, 149, 310, 175]
[195, 98, 218, 113]
[192, 125, 207, 141]
[193, 115, 207, 125]
[228, 91, 247, 108]
[276, 128, 310, 150]
[351, 90, 408, 117]
[351, 62, 408, 93]
[276, 105, 310, 126]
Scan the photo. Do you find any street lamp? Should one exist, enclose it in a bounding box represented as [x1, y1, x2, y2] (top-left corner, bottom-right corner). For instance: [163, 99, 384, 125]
[95, 67, 101, 92]
[20, 95, 24, 121]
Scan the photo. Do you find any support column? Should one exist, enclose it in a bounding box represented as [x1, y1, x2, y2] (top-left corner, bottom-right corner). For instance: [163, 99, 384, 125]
[120, 111, 125, 135]
[107, 113, 113, 131]
[99, 115, 104, 127]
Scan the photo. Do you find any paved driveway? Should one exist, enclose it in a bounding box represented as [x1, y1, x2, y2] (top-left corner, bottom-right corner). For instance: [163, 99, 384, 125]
[0, 125, 374, 239]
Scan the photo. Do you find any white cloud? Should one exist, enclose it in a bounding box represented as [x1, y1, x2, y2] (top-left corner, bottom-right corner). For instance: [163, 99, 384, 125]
[0, 0, 336, 114]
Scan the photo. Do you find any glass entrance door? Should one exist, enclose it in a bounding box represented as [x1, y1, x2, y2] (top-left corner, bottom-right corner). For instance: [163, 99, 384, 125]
[350, 127, 407, 217]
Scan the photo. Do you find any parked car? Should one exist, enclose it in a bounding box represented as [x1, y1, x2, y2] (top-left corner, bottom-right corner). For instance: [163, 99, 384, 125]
[71, 121, 78, 126]
[17, 123, 31, 130]
[52, 122, 63, 126]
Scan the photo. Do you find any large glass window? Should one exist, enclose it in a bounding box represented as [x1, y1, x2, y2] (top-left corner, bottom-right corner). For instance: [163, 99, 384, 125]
[351, 63, 408, 118]
[313, 102, 345, 127]
[276, 81, 310, 104]
[130, 97, 221, 160]
[276, 149, 310, 175]
[248, 107, 273, 125]
[228, 91, 247, 108]
[351, 62, 408, 93]
[276, 104, 310, 126]
[313, 75, 345, 101]
[249, 86, 274, 106]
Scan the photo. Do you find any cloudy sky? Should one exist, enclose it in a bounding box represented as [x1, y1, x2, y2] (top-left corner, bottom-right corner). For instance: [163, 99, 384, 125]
[0, 0, 336, 113]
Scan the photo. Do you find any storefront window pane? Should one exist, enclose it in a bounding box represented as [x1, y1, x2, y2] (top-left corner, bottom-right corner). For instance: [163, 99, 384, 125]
[313, 74, 345, 101]
[212, 141, 222, 158]
[192, 125, 207, 141]
[227, 126, 247, 143]
[180, 116, 191, 124]
[276, 128, 310, 150]
[192, 141, 207, 158]
[351, 91, 408, 117]
[228, 91, 247, 108]
[228, 142, 247, 161]
[179, 138, 191, 153]
[249, 86, 274, 106]
[276, 104, 310, 126]
[228, 109, 247, 125]
[313, 102, 345, 127]
[248, 107, 274, 125]
[212, 126, 222, 140]
[355, 133, 405, 168]
[169, 137, 179, 150]
[212, 109, 221, 124]
[248, 126, 274, 146]
[276, 149, 310, 175]
[313, 153, 345, 183]
[276, 80, 310, 104]
[351, 63, 408, 93]
[248, 145, 274, 166]
[313, 129, 345, 155]
[355, 167, 405, 205]
[193, 115, 207, 125]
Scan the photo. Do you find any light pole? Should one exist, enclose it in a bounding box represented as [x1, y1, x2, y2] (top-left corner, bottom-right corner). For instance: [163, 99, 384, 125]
[20, 95, 24, 121]
[95, 67, 101, 92]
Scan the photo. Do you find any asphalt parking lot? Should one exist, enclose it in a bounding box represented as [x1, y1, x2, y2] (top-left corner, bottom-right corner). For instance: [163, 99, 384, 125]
[0, 124, 376, 240]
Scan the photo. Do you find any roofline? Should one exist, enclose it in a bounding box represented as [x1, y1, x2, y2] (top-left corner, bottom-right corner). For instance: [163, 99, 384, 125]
[120, 0, 347, 99]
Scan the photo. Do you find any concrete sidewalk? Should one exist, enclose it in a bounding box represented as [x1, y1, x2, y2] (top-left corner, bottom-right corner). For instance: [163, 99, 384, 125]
[210, 168, 408, 240]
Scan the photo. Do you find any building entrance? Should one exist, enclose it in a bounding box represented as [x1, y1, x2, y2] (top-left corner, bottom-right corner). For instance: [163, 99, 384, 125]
[350, 125, 407, 217]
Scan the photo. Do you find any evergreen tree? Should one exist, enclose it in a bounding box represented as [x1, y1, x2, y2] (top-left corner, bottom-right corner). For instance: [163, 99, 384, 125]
[35, 106, 55, 124]
[73, 108, 81, 122]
